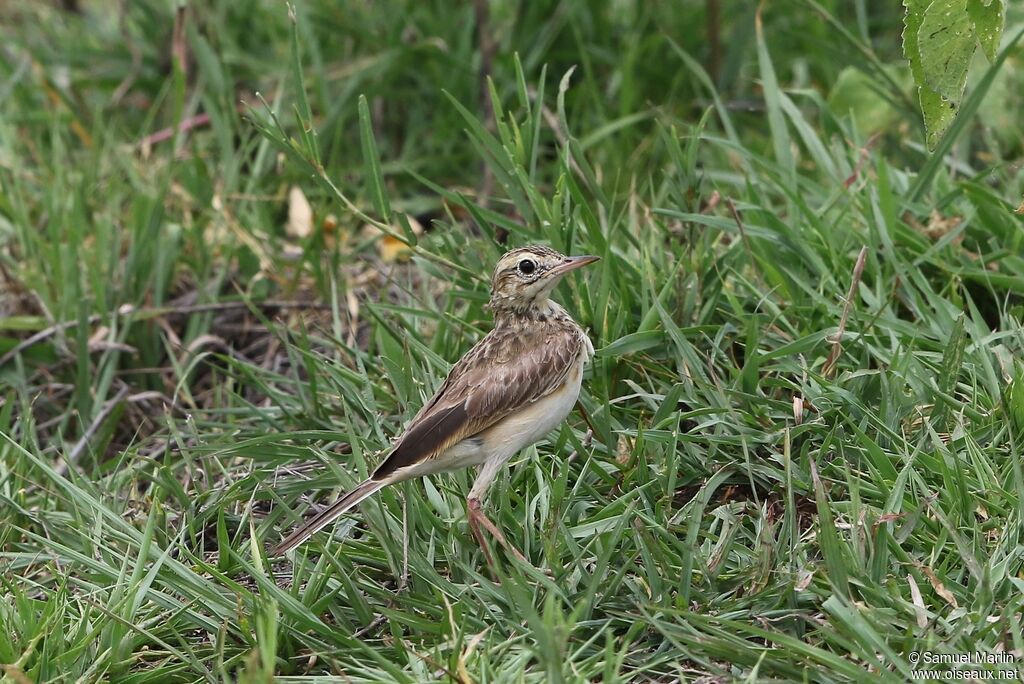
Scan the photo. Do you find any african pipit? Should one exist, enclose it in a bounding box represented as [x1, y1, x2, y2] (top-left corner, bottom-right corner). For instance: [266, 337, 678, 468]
[271, 245, 598, 562]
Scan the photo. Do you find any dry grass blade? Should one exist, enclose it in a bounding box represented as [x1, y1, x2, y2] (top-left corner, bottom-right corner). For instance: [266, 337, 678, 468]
[822, 246, 867, 379]
[57, 385, 131, 476]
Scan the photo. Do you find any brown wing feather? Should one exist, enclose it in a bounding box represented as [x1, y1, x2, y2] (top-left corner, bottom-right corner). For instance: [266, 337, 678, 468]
[372, 323, 582, 480]
[372, 402, 469, 479]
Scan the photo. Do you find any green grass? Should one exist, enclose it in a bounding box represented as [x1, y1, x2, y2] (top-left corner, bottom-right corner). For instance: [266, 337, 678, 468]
[2, 1, 1024, 682]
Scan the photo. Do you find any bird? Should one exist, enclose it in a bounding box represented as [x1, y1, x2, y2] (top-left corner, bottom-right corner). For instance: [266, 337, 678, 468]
[270, 244, 599, 562]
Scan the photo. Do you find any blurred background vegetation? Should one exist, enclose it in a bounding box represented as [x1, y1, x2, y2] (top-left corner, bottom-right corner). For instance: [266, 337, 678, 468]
[1, 1, 1023, 682]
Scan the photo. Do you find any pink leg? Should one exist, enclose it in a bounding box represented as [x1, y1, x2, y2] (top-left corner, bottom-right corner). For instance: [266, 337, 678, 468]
[467, 497, 528, 565]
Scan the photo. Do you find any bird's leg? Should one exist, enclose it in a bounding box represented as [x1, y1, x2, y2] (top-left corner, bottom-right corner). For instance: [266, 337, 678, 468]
[467, 455, 532, 567]
[466, 497, 496, 569]
[467, 496, 528, 564]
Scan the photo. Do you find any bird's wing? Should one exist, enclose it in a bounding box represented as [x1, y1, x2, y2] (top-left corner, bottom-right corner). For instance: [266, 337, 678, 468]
[372, 324, 582, 480]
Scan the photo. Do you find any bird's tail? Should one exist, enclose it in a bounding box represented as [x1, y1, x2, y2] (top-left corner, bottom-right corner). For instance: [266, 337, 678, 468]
[270, 478, 388, 555]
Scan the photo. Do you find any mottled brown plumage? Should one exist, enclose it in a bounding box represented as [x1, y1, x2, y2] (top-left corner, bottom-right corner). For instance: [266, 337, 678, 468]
[271, 245, 598, 558]
[374, 317, 584, 478]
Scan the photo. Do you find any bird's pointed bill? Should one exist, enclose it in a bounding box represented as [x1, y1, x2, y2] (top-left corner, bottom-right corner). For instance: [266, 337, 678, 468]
[549, 254, 600, 277]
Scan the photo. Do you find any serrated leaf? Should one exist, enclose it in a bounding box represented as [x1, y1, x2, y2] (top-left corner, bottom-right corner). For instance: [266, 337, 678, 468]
[919, 84, 958, 148]
[968, 0, 1005, 62]
[904, 0, 965, 148]
[903, 0, 930, 83]
[918, 0, 974, 101]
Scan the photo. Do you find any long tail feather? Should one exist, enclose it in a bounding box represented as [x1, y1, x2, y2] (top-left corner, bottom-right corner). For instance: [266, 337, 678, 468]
[270, 478, 387, 555]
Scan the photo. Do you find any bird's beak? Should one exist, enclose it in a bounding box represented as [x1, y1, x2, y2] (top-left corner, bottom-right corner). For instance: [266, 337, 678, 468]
[550, 254, 600, 277]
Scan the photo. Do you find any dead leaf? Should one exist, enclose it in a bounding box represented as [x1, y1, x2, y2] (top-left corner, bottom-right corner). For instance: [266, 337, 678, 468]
[286, 186, 314, 239]
[322, 213, 338, 234]
[907, 573, 928, 628]
[88, 325, 109, 346]
[456, 627, 489, 684]
[875, 512, 905, 525]
[615, 435, 634, 466]
[919, 565, 959, 609]
[925, 209, 962, 239]
[2, 665, 35, 684]
[362, 216, 423, 262]
[907, 209, 963, 242]
[171, 5, 187, 76]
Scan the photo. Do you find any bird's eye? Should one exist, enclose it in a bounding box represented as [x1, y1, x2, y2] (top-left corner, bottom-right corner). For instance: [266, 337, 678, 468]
[518, 259, 536, 275]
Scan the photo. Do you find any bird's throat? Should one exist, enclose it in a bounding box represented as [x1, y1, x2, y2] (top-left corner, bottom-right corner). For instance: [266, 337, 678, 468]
[492, 296, 569, 325]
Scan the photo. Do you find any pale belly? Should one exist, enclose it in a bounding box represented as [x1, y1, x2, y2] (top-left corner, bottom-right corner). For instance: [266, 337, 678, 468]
[476, 356, 584, 458]
[409, 352, 587, 477]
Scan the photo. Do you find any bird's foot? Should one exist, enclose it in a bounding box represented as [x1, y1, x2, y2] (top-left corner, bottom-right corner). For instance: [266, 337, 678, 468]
[467, 497, 529, 567]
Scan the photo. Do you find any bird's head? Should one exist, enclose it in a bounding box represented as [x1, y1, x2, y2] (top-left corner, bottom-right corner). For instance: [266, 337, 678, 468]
[488, 245, 599, 315]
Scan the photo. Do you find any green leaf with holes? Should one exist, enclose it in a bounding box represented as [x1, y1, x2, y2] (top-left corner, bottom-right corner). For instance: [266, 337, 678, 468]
[919, 84, 958, 149]
[902, 0, 1006, 149]
[904, 0, 957, 148]
[902, 0, 929, 82]
[969, 0, 1005, 62]
[918, 0, 974, 102]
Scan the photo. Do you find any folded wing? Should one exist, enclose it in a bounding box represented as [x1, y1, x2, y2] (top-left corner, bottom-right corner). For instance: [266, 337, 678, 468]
[372, 324, 582, 480]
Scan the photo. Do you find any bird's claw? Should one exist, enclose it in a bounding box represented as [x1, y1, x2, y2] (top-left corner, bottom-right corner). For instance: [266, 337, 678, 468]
[467, 497, 530, 568]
